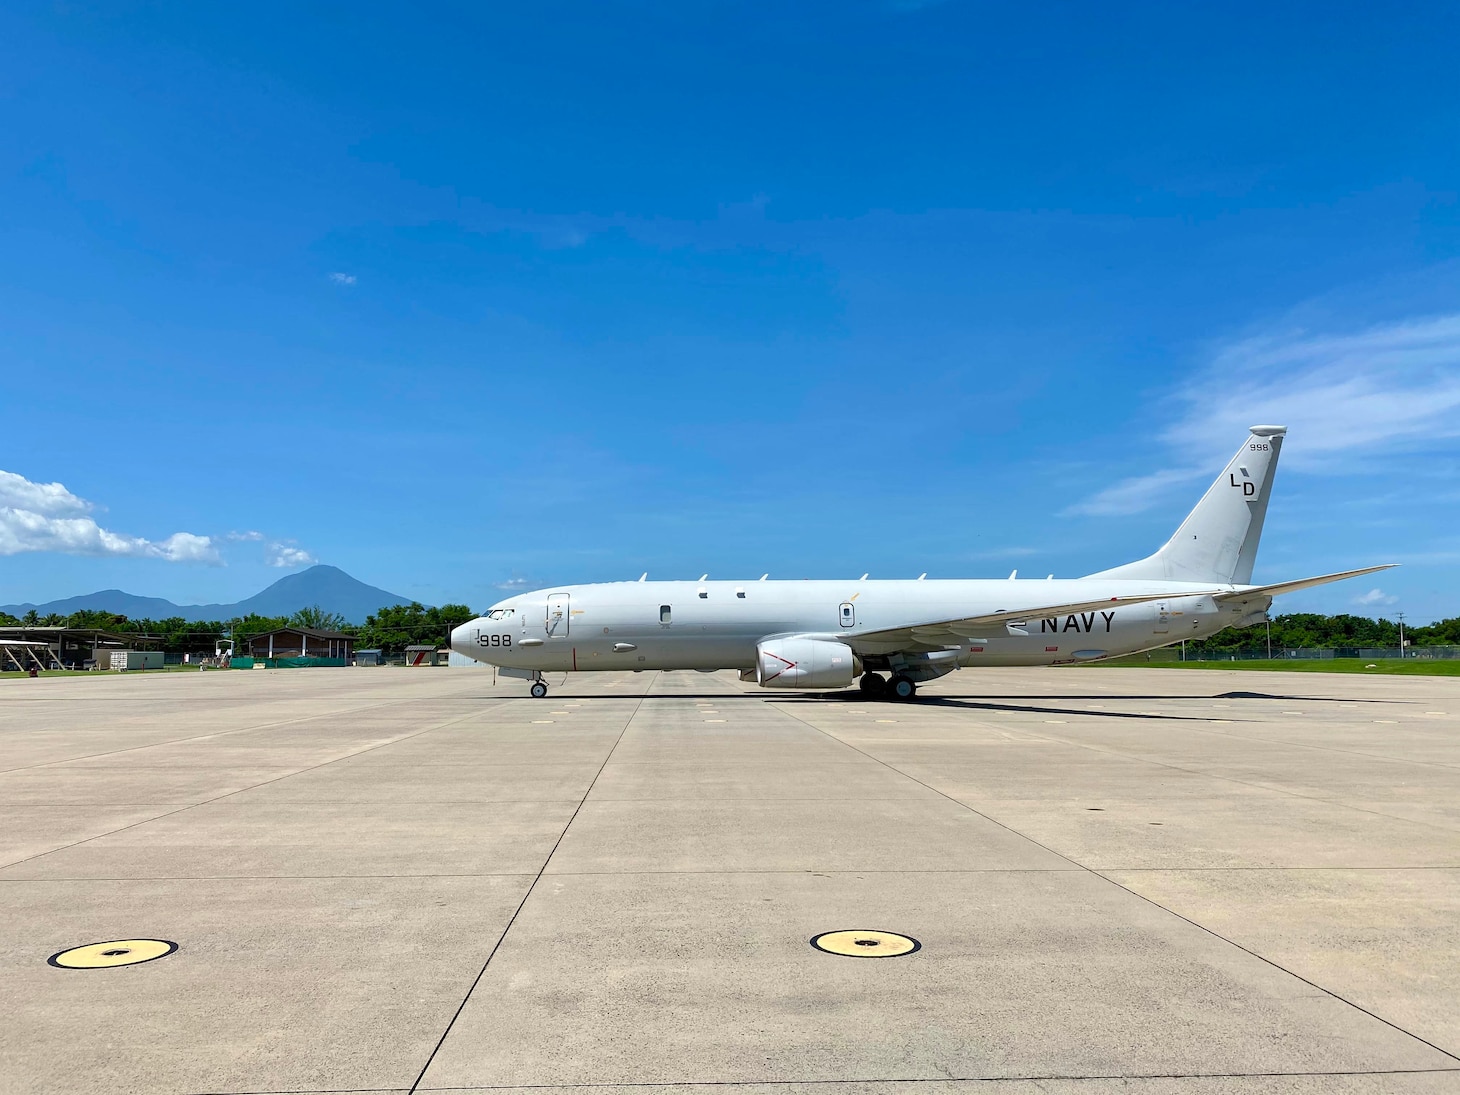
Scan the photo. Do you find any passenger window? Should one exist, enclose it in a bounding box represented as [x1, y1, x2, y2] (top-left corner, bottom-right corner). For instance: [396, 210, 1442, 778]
[660, 605, 672, 625]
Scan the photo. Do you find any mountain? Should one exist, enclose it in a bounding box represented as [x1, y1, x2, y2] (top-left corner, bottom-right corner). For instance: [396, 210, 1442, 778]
[1, 565, 416, 624]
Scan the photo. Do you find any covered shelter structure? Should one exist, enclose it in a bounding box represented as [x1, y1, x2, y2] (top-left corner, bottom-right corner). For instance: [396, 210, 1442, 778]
[404, 645, 441, 666]
[245, 627, 354, 663]
[0, 626, 162, 671]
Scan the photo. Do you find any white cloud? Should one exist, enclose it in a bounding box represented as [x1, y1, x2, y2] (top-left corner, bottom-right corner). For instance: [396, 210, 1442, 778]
[1063, 466, 1205, 517]
[226, 530, 266, 542]
[156, 532, 219, 563]
[328, 272, 357, 285]
[0, 470, 92, 516]
[493, 577, 536, 590]
[1354, 588, 1399, 606]
[1068, 313, 1460, 516]
[1172, 314, 1460, 466]
[0, 469, 219, 563]
[267, 542, 317, 568]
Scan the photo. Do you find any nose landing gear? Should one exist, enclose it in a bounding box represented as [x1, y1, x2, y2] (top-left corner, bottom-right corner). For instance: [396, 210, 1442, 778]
[530, 680, 548, 699]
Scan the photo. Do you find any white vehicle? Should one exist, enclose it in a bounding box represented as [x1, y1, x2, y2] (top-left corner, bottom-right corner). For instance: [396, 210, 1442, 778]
[451, 427, 1390, 700]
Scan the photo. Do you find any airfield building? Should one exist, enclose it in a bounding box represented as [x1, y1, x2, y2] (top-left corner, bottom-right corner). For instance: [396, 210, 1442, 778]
[0, 626, 163, 671]
[244, 627, 355, 662]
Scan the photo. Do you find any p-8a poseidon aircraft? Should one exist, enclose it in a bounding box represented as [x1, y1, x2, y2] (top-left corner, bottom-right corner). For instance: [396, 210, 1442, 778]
[450, 426, 1391, 700]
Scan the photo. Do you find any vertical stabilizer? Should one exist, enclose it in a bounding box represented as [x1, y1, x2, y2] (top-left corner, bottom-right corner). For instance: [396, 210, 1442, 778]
[1085, 426, 1286, 585]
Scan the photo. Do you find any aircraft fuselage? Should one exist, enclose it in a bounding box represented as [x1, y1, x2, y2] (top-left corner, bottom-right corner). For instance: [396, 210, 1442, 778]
[452, 578, 1264, 675]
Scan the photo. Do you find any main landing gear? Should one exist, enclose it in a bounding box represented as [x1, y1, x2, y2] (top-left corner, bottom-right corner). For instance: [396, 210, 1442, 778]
[858, 672, 917, 701]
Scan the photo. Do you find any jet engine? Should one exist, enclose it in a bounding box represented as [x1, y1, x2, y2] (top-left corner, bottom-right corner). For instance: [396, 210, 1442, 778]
[755, 637, 857, 689]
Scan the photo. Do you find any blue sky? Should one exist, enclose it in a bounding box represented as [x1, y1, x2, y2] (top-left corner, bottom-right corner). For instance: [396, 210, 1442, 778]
[3, 1, 1458, 620]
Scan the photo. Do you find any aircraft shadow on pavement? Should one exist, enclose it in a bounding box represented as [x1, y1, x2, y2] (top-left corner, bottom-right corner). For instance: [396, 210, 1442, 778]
[448, 689, 1393, 717]
[763, 694, 1231, 723]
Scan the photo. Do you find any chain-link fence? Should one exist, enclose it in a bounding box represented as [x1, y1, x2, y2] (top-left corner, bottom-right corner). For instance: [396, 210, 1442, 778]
[1180, 646, 1460, 662]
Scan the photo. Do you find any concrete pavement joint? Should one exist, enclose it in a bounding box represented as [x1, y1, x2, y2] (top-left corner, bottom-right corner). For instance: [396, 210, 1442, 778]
[942, 712, 1460, 838]
[404, 684, 647, 1094]
[0, 700, 526, 873]
[772, 699, 1460, 1066]
[173, 1064, 1460, 1093]
[0, 684, 516, 775]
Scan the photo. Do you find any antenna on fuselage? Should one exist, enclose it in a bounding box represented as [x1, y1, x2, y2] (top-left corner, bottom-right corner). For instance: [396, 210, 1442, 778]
[1009, 569, 1018, 579]
[917, 573, 926, 580]
[638, 573, 647, 582]
[759, 574, 768, 581]
[699, 574, 708, 581]
[859, 573, 868, 580]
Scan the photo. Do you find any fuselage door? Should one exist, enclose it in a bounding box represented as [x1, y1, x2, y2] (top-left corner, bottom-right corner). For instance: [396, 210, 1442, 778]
[839, 602, 855, 628]
[546, 593, 570, 638]
[1154, 601, 1170, 634]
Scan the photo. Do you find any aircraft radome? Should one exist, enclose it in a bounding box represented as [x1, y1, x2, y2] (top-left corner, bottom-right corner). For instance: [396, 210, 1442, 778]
[450, 426, 1393, 700]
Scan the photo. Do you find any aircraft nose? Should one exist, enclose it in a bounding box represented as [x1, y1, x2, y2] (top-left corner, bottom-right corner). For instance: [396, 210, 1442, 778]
[449, 621, 477, 654]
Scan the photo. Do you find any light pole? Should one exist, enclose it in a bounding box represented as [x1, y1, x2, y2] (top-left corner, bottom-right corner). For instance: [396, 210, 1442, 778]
[1266, 618, 1272, 660]
[1397, 612, 1406, 658]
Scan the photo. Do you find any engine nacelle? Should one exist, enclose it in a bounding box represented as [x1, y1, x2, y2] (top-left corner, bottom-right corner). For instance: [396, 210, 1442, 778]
[756, 637, 856, 689]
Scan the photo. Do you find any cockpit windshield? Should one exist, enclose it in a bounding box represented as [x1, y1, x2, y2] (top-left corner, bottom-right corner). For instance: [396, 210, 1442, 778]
[485, 608, 515, 620]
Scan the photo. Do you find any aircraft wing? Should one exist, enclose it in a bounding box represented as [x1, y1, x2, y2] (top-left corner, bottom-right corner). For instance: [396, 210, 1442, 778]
[850, 591, 1205, 651]
[1214, 564, 1397, 601]
[850, 566, 1395, 652]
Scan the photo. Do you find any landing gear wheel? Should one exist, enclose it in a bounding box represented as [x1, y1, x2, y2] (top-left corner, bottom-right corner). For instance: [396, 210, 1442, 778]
[890, 675, 917, 701]
[530, 681, 548, 699]
[859, 672, 887, 696]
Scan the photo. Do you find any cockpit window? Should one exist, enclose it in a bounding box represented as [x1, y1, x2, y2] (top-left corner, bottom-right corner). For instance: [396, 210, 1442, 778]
[486, 608, 515, 620]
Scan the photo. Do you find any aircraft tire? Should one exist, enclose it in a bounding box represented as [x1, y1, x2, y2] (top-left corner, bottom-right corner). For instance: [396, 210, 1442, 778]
[859, 672, 887, 696]
[530, 681, 548, 698]
[890, 675, 917, 701]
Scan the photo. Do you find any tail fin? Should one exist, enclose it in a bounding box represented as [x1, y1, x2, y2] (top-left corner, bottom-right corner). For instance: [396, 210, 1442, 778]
[1086, 426, 1286, 585]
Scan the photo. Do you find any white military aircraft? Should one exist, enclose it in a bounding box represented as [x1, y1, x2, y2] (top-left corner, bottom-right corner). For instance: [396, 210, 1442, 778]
[450, 426, 1391, 700]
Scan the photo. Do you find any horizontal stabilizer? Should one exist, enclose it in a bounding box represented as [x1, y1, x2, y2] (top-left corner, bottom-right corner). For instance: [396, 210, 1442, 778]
[1216, 564, 1398, 601]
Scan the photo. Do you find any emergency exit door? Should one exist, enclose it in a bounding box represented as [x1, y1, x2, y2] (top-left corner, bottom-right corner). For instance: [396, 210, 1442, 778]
[839, 602, 855, 628]
[546, 593, 570, 638]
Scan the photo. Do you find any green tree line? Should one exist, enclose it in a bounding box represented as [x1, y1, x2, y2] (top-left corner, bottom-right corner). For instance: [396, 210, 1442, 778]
[5, 605, 1456, 655]
[1188, 612, 1460, 654]
[0, 602, 477, 655]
